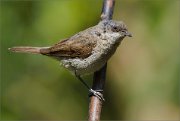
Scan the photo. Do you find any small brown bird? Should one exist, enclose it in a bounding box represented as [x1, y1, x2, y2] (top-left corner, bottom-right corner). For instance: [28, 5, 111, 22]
[9, 20, 132, 100]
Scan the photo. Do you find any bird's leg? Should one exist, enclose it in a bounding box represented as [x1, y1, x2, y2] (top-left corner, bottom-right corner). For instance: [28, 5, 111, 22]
[75, 72, 105, 101]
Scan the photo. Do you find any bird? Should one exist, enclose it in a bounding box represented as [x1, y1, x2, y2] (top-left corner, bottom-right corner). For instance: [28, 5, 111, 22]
[9, 20, 132, 101]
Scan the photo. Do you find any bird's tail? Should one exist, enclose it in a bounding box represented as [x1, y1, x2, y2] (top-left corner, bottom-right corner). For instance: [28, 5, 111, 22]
[9, 46, 49, 54]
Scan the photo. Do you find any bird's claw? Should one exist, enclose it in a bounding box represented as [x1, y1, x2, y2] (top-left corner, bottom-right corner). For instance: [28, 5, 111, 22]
[89, 89, 105, 101]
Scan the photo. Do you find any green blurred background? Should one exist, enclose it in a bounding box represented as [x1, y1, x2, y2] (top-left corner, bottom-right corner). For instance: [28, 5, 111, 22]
[1, 0, 180, 120]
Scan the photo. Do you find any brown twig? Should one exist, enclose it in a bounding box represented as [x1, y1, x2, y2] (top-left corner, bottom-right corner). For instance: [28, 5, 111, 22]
[88, 0, 115, 121]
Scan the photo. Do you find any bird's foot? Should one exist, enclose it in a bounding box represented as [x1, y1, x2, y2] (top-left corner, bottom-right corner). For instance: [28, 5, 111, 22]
[89, 89, 105, 101]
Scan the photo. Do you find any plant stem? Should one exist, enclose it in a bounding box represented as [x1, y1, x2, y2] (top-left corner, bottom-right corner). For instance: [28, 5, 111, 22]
[88, 0, 115, 121]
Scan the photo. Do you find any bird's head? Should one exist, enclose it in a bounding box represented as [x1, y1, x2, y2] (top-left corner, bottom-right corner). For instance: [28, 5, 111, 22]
[98, 20, 132, 39]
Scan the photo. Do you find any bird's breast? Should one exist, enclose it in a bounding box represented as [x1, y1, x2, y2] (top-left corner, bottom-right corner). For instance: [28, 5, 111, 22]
[60, 38, 119, 75]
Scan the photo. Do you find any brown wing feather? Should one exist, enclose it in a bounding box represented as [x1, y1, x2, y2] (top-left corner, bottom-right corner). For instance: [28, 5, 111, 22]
[47, 36, 97, 59]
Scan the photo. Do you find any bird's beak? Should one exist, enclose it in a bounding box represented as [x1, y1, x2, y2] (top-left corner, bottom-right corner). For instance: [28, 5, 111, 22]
[125, 31, 132, 37]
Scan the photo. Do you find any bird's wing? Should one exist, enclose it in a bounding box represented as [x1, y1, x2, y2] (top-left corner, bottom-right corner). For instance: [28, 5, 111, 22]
[47, 35, 97, 59]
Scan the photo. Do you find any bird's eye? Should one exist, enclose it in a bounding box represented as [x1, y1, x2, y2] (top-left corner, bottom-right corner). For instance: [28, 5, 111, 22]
[113, 27, 117, 30]
[112, 26, 119, 32]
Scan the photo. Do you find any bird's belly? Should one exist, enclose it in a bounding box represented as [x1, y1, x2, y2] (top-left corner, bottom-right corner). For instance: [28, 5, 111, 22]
[60, 41, 119, 75]
[60, 54, 107, 75]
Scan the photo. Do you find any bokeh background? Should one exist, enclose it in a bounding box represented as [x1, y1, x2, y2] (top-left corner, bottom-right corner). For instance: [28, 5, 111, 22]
[1, 0, 180, 120]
